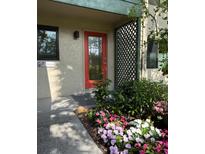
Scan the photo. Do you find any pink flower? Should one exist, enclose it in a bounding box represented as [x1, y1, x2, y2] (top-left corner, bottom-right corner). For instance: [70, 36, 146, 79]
[96, 119, 101, 124]
[143, 144, 148, 150]
[113, 114, 118, 118]
[95, 112, 99, 116]
[100, 111, 105, 116]
[135, 143, 141, 148]
[139, 150, 145, 154]
[161, 132, 166, 138]
[164, 149, 168, 154]
[110, 116, 116, 121]
[120, 116, 126, 122]
[103, 123, 108, 127]
[157, 141, 163, 145]
[103, 117, 107, 121]
[164, 140, 168, 148]
[155, 144, 162, 153]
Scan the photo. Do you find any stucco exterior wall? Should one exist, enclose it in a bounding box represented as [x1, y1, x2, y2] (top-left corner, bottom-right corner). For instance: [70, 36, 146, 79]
[140, 2, 168, 83]
[37, 14, 115, 100]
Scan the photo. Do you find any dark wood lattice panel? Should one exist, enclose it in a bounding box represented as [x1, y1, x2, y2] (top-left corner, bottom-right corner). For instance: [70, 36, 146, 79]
[115, 21, 138, 88]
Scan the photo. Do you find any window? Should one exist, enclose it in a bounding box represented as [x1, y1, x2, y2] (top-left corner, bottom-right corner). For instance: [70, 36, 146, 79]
[37, 25, 59, 60]
[148, 0, 160, 6]
[147, 39, 158, 68]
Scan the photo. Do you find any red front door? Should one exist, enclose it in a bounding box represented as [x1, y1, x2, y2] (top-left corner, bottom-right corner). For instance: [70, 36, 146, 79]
[84, 31, 107, 88]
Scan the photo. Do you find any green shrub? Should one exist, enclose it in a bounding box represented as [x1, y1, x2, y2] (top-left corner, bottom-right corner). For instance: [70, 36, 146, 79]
[116, 79, 168, 118]
[93, 79, 168, 119]
[93, 79, 112, 110]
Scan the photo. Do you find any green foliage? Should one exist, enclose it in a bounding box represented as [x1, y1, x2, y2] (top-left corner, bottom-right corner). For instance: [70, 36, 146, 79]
[159, 56, 168, 75]
[87, 109, 96, 121]
[93, 79, 112, 110]
[93, 79, 168, 119]
[115, 79, 168, 118]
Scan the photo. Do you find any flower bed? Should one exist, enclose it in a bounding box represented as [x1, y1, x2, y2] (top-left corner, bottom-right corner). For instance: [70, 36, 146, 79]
[77, 109, 168, 154]
[77, 79, 168, 154]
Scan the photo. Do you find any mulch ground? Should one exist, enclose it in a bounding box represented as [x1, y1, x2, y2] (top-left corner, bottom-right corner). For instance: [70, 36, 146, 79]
[76, 112, 108, 154]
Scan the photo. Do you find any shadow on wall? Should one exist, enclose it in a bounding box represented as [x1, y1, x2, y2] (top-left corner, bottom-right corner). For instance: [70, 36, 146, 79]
[40, 56, 84, 100]
[37, 65, 52, 128]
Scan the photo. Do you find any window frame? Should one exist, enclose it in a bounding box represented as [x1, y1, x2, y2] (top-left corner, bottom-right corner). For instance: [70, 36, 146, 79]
[37, 25, 59, 61]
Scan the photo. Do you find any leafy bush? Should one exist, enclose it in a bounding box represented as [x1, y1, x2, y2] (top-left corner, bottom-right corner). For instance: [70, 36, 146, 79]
[123, 79, 167, 118]
[93, 79, 113, 110]
[93, 79, 168, 119]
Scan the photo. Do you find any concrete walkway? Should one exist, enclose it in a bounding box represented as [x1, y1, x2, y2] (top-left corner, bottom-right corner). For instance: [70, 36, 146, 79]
[37, 93, 102, 154]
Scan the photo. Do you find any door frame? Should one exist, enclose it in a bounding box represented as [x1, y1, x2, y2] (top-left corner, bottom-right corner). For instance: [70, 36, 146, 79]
[84, 31, 107, 88]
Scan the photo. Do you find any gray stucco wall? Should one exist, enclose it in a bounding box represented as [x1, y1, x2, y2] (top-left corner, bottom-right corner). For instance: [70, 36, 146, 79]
[37, 14, 115, 100]
[140, 3, 168, 83]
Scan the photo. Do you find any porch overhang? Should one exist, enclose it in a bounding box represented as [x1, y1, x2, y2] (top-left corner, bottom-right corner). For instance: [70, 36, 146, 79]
[52, 0, 141, 16]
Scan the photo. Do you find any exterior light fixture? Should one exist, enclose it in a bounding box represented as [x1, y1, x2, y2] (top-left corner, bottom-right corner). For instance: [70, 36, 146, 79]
[73, 31, 79, 39]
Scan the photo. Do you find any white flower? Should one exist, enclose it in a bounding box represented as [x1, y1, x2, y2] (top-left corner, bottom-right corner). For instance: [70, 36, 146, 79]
[123, 135, 129, 142]
[150, 137, 155, 142]
[149, 130, 153, 136]
[135, 137, 141, 143]
[98, 128, 104, 134]
[106, 123, 115, 129]
[127, 130, 132, 136]
[139, 138, 144, 143]
[144, 134, 150, 139]
[136, 129, 142, 135]
[142, 122, 149, 128]
[128, 135, 133, 141]
[130, 127, 137, 133]
[155, 128, 161, 136]
[146, 119, 151, 123]
[135, 137, 144, 143]
[150, 126, 154, 131]
[135, 119, 142, 124]
[114, 130, 119, 135]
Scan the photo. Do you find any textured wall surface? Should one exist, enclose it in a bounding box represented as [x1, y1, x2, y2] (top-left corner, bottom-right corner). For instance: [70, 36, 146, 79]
[37, 14, 115, 100]
[140, 3, 168, 83]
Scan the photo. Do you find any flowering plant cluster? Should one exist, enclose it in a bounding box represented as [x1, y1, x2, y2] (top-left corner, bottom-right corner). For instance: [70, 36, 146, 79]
[127, 119, 168, 154]
[95, 110, 128, 128]
[153, 101, 168, 116]
[95, 111, 168, 154]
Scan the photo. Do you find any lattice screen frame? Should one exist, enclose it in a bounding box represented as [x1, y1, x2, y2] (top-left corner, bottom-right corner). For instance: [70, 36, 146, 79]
[114, 20, 140, 88]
